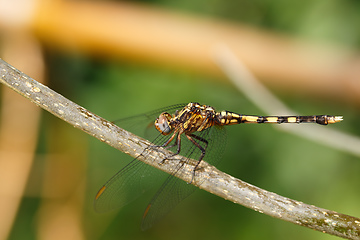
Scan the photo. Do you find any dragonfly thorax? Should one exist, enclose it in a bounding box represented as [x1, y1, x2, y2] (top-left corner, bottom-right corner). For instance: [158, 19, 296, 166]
[154, 103, 218, 136]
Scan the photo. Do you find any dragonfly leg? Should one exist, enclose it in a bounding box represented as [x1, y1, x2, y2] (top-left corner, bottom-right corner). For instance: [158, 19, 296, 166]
[160, 133, 182, 164]
[163, 133, 180, 150]
[147, 130, 177, 157]
[186, 134, 207, 184]
[189, 134, 209, 150]
[159, 130, 177, 148]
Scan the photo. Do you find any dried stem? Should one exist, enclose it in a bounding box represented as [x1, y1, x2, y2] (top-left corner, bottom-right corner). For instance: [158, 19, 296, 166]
[1, 58, 359, 239]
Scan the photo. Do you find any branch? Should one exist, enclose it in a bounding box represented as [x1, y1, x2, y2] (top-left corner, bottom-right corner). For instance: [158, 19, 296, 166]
[1, 58, 359, 239]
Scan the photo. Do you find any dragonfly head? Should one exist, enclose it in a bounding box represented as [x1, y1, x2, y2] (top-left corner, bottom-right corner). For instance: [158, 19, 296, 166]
[155, 112, 173, 135]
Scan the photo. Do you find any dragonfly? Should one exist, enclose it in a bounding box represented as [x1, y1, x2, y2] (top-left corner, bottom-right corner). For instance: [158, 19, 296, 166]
[94, 102, 343, 230]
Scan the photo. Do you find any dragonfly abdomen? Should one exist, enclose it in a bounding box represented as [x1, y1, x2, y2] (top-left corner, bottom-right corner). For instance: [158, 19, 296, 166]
[216, 111, 342, 126]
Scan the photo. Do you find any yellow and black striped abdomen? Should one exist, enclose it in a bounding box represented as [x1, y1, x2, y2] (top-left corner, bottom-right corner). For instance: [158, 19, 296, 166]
[216, 111, 343, 126]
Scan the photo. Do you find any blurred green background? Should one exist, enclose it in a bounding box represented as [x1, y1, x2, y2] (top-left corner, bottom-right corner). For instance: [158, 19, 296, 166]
[1, 0, 360, 240]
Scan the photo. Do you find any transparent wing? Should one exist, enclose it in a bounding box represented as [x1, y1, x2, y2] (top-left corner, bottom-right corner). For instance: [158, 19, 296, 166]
[94, 151, 171, 213]
[113, 103, 187, 139]
[141, 169, 197, 230]
[94, 104, 186, 212]
[141, 125, 227, 230]
[94, 159, 150, 212]
[95, 103, 227, 230]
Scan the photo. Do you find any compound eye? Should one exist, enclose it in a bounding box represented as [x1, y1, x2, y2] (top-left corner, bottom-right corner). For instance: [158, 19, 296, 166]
[155, 113, 172, 135]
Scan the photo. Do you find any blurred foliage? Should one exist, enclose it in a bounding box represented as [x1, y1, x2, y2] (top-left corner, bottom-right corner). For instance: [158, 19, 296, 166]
[135, 0, 360, 46]
[6, 0, 360, 240]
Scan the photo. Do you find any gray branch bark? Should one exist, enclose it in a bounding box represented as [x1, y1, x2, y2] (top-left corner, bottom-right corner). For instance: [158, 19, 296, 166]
[1, 58, 359, 239]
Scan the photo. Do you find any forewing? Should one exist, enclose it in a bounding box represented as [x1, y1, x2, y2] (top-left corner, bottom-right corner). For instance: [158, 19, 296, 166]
[141, 168, 197, 230]
[94, 104, 187, 212]
[141, 125, 227, 229]
[112, 103, 186, 139]
[95, 159, 147, 212]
